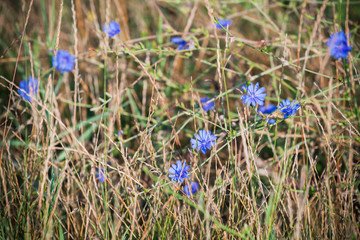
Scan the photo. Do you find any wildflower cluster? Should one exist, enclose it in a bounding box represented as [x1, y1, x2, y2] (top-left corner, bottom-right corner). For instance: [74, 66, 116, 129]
[168, 160, 199, 196]
[241, 82, 301, 124]
[14, 8, 353, 208]
[167, 129, 216, 196]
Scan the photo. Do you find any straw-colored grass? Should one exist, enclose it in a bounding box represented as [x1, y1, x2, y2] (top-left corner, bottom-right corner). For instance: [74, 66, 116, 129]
[0, 0, 359, 239]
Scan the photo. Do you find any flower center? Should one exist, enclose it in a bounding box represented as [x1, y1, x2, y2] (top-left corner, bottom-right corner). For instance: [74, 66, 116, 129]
[60, 57, 69, 66]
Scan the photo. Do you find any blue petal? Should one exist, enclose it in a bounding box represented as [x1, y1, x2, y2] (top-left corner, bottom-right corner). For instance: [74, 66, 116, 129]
[201, 147, 207, 154]
[254, 82, 259, 91]
[171, 37, 185, 45]
[267, 119, 276, 124]
[176, 160, 182, 169]
[248, 83, 254, 92]
[215, 19, 232, 29]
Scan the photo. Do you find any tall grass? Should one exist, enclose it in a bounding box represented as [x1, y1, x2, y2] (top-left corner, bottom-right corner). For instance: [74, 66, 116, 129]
[0, 0, 359, 239]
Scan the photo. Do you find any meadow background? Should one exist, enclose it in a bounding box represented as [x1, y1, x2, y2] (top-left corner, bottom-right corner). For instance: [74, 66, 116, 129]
[0, 0, 360, 239]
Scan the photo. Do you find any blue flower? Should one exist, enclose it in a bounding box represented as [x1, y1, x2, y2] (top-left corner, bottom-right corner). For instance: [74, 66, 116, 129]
[168, 160, 190, 183]
[52, 50, 75, 73]
[241, 82, 267, 107]
[171, 37, 189, 51]
[118, 130, 124, 136]
[258, 104, 277, 124]
[95, 168, 105, 183]
[190, 129, 217, 154]
[326, 31, 352, 59]
[18, 77, 38, 102]
[258, 104, 277, 115]
[215, 19, 232, 29]
[103, 21, 121, 38]
[184, 181, 199, 197]
[266, 119, 276, 125]
[240, 84, 247, 92]
[200, 97, 215, 112]
[279, 99, 300, 119]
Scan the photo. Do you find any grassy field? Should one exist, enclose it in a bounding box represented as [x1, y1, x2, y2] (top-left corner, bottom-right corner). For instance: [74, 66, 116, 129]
[0, 0, 359, 239]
